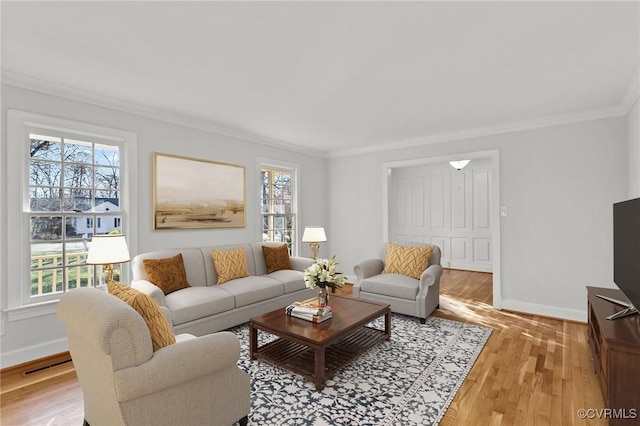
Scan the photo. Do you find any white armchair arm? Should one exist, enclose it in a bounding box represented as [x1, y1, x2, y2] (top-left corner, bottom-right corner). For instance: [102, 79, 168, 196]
[114, 331, 241, 402]
[420, 264, 443, 288]
[353, 259, 384, 284]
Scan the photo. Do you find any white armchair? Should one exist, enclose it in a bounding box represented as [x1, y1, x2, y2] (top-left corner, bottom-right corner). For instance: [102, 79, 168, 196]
[353, 243, 442, 323]
[57, 288, 250, 426]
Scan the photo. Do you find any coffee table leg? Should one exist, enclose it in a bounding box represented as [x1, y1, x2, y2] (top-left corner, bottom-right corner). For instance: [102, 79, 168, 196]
[250, 323, 257, 360]
[385, 310, 391, 340]
[314, 348, 326, 391]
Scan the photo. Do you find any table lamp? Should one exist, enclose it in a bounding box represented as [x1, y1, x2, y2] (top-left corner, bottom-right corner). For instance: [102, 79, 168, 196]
[86, 234, 131, 287]
[302, 226, 327, 259]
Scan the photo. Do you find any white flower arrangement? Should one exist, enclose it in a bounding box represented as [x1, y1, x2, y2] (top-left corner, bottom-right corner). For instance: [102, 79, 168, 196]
[304, 255, 347, 291]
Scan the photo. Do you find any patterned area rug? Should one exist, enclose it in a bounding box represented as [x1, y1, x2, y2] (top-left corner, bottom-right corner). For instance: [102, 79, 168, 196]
[232, 314, 492, 426]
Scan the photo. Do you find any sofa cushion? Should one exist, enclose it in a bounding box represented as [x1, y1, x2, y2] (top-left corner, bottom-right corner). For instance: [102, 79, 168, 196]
[219, 276, 284, 308]
[108, 280, 176, 351]
[143, 253, 192, 295]
[267, 269, 306, 293]
[211, 247, 250, 284]
[262, 244, 291, 273]
[360, 274, 419, 300]
[382, 243, 433, 279]
[165, 286, 235, 326]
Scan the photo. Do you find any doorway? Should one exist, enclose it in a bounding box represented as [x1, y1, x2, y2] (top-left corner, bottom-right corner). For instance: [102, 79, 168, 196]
[382, 149, 502, 309]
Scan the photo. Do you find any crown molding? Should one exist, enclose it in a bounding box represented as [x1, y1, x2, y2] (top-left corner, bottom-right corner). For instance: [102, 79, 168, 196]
[328, 105, 629, 159]
[3, 70, 632, 161]
[1, 71, 328, 159]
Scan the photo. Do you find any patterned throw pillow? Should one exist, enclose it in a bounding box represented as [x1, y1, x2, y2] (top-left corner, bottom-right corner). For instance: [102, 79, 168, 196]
[142, 253, 191, 295]
[382, 243, 434, 279]
[211, 247, 250, 284]
[108, 280, 176, 352]
[262, 244, 291, 273]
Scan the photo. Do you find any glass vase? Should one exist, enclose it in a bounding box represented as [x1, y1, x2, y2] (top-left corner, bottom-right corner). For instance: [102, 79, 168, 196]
[318, 287, 329, 307]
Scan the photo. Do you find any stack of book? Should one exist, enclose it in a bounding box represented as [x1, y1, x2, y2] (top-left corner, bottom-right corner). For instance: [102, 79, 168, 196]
[285, 298, 333, 323]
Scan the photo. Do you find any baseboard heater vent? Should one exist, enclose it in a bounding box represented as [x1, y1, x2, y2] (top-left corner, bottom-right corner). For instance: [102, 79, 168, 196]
[23, 358, 73, 376]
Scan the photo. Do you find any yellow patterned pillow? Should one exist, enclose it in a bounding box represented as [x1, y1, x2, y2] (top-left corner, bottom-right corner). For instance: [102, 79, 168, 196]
[143, 253, 191, 295]
[211, 247, 250, 284]
[262, 244, 291, 273]
[108, 280, 176, 352]
[382, 243, 434, 279]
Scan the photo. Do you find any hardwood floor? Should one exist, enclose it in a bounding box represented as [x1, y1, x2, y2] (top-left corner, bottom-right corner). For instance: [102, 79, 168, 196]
[0, 269, 605, 425]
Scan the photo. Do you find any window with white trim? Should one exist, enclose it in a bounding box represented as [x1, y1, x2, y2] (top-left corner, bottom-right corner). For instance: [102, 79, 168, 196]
[28, 133, 124, 299]
[260, 166, 297, 255]
[7, 110, 137, 313]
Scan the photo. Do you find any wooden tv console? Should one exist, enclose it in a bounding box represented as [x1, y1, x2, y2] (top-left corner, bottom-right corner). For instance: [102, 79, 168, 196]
[587, 287, 640, 425]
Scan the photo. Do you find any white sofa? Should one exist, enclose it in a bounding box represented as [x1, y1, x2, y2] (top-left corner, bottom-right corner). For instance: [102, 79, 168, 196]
[131, 242, 316, 336]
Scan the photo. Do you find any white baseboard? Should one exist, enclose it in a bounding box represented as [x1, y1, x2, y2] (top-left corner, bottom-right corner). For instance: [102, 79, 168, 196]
[1, 337, 69, 369]
[501, 299, 587, 323]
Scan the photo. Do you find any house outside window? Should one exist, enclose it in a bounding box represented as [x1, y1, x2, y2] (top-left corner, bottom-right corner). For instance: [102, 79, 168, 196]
[260, 165, 297, 255]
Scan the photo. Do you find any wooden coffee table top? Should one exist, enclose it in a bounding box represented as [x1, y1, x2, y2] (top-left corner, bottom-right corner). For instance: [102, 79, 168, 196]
[250, 295, 389, 347]
[250, 295, 391, 390]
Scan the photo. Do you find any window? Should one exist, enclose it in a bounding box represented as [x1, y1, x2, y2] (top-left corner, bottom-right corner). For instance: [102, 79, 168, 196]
[28, 133, 123, 299]
[7, 110, 138, 316]
[260, 166, 297, 255]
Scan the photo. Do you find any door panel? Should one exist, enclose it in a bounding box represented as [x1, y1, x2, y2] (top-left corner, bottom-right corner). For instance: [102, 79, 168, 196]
[388, 161, 492, 272]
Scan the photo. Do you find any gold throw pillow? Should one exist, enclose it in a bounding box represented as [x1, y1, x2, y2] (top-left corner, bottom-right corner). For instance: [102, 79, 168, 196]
[211, 247, 250, 284]
[382, 243, 434, 279]
[262, 244, 291, 273]
[142, 253, 191, 295]
[108, 280, 176, 352]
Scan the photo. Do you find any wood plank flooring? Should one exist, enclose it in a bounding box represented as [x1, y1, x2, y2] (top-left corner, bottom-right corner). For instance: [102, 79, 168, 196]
[0, 269, 605, 425]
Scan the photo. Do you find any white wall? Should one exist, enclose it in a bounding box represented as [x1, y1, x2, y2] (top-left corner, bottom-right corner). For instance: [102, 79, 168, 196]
[628, 96, 640, 198]
[327, 117, 628, 321]
[0, 84, 327, 367]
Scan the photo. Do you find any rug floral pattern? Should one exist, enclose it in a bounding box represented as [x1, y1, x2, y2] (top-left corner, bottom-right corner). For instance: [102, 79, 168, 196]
[231, 314, 492, 426]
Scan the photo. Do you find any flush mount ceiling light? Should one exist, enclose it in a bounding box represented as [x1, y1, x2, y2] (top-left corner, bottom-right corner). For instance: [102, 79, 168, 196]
[449, 160, 470, 170]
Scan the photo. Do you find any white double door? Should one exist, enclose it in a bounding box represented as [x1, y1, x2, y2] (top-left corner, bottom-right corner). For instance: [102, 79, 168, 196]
[388, 160, 493, 272]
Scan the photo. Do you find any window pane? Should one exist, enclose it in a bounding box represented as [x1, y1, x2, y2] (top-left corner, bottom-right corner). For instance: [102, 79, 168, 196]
[30, 159, 61, 186]
[30, 136, 61, 161]
[64, 163, 92, 189]
[95, 166, 119, 190]
[30, 187, 61, 211]
[65, 240, 88, 264]
[66, 264, 93, 290]
[63, 189, 92, 212]
[31, 242, 63, 270]
[64, 139, 92, 164]
[95, 144, 119, 166]
[66, 216, 94, 239]
[30, 217, 63, 241]
[31, 267, 64, 296]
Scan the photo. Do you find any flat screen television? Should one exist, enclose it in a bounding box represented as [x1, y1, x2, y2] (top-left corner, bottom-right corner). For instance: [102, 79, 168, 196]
[602, 197, 640, 319]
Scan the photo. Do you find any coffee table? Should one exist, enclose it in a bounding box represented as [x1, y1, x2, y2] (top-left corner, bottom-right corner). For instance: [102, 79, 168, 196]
[249, 295, 391, 391]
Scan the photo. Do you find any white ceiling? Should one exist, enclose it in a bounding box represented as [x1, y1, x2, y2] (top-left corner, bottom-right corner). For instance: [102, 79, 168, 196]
[2, 1, 639, 156]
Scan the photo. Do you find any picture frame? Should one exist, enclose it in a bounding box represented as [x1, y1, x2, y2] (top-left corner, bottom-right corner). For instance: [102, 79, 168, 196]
[153, 152, 246, 229]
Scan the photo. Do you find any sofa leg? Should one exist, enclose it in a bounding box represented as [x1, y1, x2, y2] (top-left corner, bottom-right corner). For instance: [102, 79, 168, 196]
[83, 420, 91, 426]
[239, 415, 249, 426]
[420, 318, 426, 324]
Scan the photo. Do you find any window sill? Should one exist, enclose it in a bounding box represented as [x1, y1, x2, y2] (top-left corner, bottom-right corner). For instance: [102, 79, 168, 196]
[3, 299, 59, 321]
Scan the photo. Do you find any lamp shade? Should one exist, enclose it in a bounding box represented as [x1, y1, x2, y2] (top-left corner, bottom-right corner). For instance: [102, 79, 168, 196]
[302, 226, 327, 243]
[449, 160, 470, 170]
[86, 234, 131, 265]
